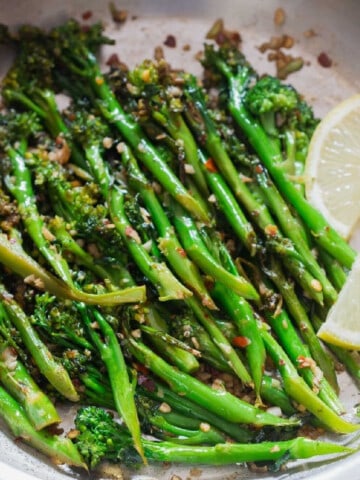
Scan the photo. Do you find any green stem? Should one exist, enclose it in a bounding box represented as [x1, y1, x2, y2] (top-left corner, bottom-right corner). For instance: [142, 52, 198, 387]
[225, 70, 356, 268]
[127, 335, 299, 428]
[6, 147, 76, 287]
[77, 303, 145, 462]
[91, 69, 209, 223]
[170, 201, 259, 301]
[0, 385, 86, 469]
[0, 343, 61, 430]
[260, 325, 357, 433]
[0, 233, 146, 306]
[139, 436, 353, 465]
[122, 143, 216, 309]
[0, 287, 79, 402]
[109, 187, 192, 301]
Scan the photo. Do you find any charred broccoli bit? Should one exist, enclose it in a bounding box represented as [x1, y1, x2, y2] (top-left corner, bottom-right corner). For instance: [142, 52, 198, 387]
[0, 16, 358, 475]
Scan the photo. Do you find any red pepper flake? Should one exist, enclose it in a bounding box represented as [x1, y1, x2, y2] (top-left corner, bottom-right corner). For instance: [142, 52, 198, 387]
[264, 224, 278, 237]
[317, 52, 332, 68]
[176, 247, 187, 257]
[133, 363, 149, 375]
[82, 10, 92, 20]
[255, 164, 264, 174]
[232, 336, 251, 348]
[164, 35, 176, 48]
[204, 158, 218, 173]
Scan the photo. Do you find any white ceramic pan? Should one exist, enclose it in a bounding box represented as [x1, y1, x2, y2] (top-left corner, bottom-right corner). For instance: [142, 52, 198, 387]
[0, 1, 359, 479]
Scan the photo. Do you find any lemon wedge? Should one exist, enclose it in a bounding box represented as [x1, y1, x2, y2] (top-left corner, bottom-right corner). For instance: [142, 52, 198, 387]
[305, 94, 360, 240]
[317, 254, 360, 349]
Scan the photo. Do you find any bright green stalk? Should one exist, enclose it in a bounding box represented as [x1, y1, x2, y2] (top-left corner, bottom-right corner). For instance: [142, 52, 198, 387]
[211, 284, 265, 401]
[186, 296, 253, 387]
[197, 149, 258, 254]
[169, 201, 259, 301]
[139, 436, 353, 465]
[266, 256, 338, 391]
[146, 415, 227, 445]
[198, 227, 266, 400]
[109, 187, 192, 302]
[153, 109, 209, 198]
[260, 325, 357, 433]
[48, 216, 117, 286]
[126, 334, 299, 428]
[0, 385, 86, 469]
[76, 303, 145, 462]
[319, 249, 348, 292]
[260, 375, 296, 416]
[0, 232, 146, 306]
[0, 343, 60, 430]
[0, 286, 79, 402]
[253, 162, 337, 304]
[83, 143, 112, 198]
[88, 67, 209, 224]
[121, 142, 216, 309]
[217, 61, 356, 268]
[266, 309, 344, 414]
[140, 323, 200, 374]
[139, 382, 252, 443]
[5, 147, 76, 287]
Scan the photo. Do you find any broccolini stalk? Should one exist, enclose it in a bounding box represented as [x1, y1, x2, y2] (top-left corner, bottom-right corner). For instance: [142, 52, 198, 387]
[252, 160, 337, 305]
[198, 227, 266, 401]
[0, 232, 146, 306]
[204, 44, 356, 268]
[74, 406, 354, 469]
[186, 296, 253, 387]
[169, 309, 233, 372]
[5, 147, 77, 287]
[260, 375, 296, 416]
[119, 142, 217, 309]
[49, 20, 209, 223]
[0, 342, 61, 430]
[76, 303, 145, 462]
[126, 332, 299, 428]
[260, 325, 357, 433]
[185, 84, 336, 301]
[264, 255, 338, 391]
[139, 382, 252, 443]
[0, 385, 86, 468]
[169, 200, 259, 301]
[196, 139, 323, 306]
[109, 186, 192, 301]
[266, 239, 324, 305]
[152, 107, 210, 198]
[138, 437, 353, 466]
[266, 308, 343, 415]
[318, 249, 348, 292]
[140, 305, 200, 374]
[0, 285, 79, 402]
[211, 284, 265, 402]
[48, 216, 118, 287]
[136, 395, 227, 445]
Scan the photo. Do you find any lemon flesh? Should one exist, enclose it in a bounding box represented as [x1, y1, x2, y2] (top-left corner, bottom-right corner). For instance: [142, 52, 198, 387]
[317, 255, 360, 349]
[305, 94, 360, 240]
